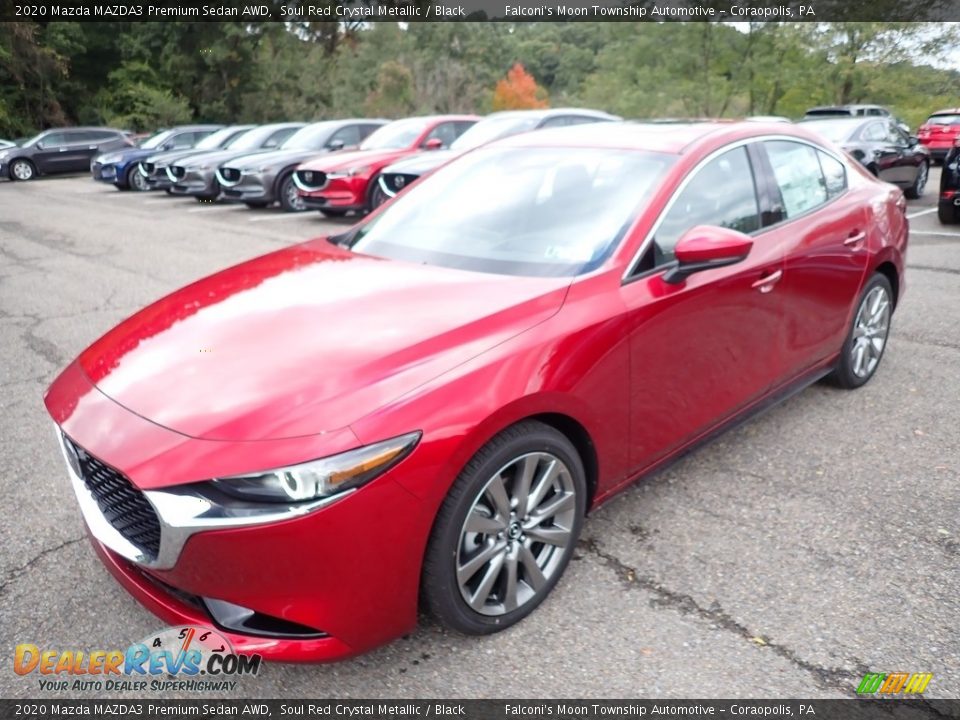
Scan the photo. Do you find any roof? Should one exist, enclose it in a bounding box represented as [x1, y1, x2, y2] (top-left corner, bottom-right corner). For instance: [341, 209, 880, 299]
[929, 108, 960, 115]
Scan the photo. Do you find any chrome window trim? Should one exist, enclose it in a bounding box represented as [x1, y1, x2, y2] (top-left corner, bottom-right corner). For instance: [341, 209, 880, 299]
[621, 134, 851, 284]
[56, 428, 349, 571]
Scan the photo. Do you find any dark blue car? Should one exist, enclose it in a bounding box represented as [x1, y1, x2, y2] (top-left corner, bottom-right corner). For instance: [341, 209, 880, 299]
[90, 125, 223, 191]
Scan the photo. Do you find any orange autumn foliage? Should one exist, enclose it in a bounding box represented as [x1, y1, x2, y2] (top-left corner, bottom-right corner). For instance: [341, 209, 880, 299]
[491, 63, 549, 111]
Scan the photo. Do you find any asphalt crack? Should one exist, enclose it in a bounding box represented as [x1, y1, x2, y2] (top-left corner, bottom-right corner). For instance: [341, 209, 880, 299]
[908, 264, 960, 276]
[579, 536, 868, 695]
[0, 536, 85, 597]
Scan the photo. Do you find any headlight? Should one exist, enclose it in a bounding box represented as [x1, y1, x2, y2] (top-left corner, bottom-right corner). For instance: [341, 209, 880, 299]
[0, 150, 12, 161]
[211, 431, 420, 503]
[328, 165, 371, 179]
[98, 154, 122, 164]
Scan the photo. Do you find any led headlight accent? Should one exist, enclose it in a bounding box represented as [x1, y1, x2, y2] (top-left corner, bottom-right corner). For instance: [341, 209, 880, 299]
[212, 431, 421, 503]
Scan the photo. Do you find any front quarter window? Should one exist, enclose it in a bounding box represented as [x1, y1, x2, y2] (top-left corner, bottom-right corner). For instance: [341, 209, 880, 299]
[349, 146, 674, 277]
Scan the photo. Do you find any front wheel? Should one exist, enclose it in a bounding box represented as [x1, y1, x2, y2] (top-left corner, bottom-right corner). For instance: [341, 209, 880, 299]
[421, 421, 586, 635]
[9, 159, 35, 181]
[904, 161, 928, 200]
[279, 173, 306, 212]
[828, 273, 894, 389]
[369, 180, 390, 210]
[127, 166, 149, 192]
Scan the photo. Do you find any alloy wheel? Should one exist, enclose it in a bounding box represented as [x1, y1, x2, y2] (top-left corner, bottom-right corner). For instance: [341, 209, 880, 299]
[456, 452, 577, 616]
[915, 163, 928, 195]
[850, 285, 891, 378]
[11, 160, 34, 181]
[129, 168, 148, 191]
[284, 178, 305, 211]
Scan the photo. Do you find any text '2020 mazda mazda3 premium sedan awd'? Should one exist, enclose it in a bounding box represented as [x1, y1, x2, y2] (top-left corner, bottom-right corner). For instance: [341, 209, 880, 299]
[46, 121, 907, 662]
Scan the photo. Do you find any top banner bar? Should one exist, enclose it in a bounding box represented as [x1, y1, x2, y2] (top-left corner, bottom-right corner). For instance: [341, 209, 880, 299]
[2, 0, 960, 22]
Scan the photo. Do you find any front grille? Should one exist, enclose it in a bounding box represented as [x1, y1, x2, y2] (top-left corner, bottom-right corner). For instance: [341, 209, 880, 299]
[383, 173, 418, 193]
[295, 170, 326, 190]
[141, 162, 155, 174]
[170, 166, 186, 179]
[65, 436, 161, 560]
[219, 167, 241, 183]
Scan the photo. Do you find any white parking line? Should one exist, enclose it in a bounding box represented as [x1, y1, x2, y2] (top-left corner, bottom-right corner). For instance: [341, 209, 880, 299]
[911, 230, 960, 237]
[907, 208, 938, 219]
[247, 213, 312, 222]
[142, 198, 176, 205]
[186, 205, 245, 213]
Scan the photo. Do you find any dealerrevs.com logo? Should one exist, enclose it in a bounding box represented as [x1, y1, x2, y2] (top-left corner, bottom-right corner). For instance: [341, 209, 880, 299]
[15, 626, 262, 692]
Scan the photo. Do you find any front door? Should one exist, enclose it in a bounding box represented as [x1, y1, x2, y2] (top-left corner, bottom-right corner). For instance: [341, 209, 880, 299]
[620, 144, 787, 473]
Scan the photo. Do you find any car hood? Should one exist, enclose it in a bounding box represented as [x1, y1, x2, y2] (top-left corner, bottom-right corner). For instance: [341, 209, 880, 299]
[172, 148, 270, 169]
[77, 240, 569, 442]
[227, 148, 331, 172]
[101, 147, 153, 163]
[383, 150, 459, 176]
[145, 148, 209, 166]
[297, 148, 413, 172]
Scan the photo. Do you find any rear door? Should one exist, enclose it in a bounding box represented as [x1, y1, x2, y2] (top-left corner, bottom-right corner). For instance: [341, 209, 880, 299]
[32, 132, 70, 173]
[756, 140, 870, 377]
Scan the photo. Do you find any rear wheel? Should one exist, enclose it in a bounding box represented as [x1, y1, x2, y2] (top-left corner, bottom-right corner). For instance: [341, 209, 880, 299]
[278, 173, 306, 212]
[421, 421, 586, 635]
[904, 161, 928, 200]
[10, 159, 35, 181]
[828, 273, 893, 389]
[939, 201, 959, 225]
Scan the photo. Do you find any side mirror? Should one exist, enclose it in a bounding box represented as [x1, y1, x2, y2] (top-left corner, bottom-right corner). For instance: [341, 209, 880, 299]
[36, 141, 46, 150]
[327, 139, 345, 152]
[663, 225, 753, 284]
[161, 141, 174, 151]
[423, 138, 443, 150]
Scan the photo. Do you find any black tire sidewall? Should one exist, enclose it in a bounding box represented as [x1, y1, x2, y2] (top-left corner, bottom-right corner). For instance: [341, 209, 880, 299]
[832, 273, 894, 389]
[422, 422, 586, 635]
[127, 166, 146, 191]
[279, 173, 301, 212]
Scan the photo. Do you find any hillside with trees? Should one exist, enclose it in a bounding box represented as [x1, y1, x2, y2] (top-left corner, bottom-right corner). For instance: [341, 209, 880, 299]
[1, 20, 957, 138]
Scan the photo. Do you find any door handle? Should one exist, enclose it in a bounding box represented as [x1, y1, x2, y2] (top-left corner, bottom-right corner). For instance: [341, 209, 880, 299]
[844, 230, 867, 249]
[752, 269, 783, 293]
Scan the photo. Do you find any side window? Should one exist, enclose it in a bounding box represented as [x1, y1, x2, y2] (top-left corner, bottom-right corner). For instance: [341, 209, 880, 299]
[885, 123, 908, 146]
[329, 125, 360, 148]
[817, 151, 847, 199]
[861, 123, 886, 142]
[169, 132, 196, 149]
[360, 124, 382, 140]
[453, 121, 476, 139]
[423, 122, 459, 148]
[40, 133, 67, 148]
[764, 141, 828, 218]
[539, 116, 570, 129]
[652, 146, 760, 266]
[265, 127, 297, 148]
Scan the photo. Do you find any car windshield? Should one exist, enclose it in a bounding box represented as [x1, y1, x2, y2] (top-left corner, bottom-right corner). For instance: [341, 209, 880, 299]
[349, 146, 675, 277]
[139, 130, 174, 149]
[450, 115, 541, 151]
[225, 125, 292, 151]
[194, 128, 236, 150]
[927, 114, 960, 126]
[281, 122, 339, 150]
[360, 119, 429, 151]
[799, 120, 857, 143]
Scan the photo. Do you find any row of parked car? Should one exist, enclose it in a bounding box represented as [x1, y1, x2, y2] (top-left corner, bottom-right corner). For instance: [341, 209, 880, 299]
[1, 104, 958, 223]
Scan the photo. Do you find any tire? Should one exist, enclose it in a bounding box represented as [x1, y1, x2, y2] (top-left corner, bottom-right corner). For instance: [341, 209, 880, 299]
[364, 175, 382, 214]
[939, 202, 959, 225]
[278, 173, 306, 212]
[369, 180, 390, 210]
[828, 273, 894, 389]
[319, 209, 348, 218]
[421, 420, 586, 635]
[9, 159, 35, 181]
[904, 161, 928, 200]
[127, 166, 149, 192]
[244, 201, 269, 209]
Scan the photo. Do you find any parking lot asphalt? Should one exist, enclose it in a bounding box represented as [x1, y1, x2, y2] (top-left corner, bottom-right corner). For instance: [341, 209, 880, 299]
[1, 171, 958, 700]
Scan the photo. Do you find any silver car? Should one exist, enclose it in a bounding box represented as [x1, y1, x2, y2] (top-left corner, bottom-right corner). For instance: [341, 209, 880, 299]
[167, 123, 305, 201]
[217, 119, 387, 211]
[140, 126, 254, 191]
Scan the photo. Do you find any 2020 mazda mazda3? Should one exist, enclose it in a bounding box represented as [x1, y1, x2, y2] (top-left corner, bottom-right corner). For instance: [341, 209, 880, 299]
[46, 122, 907, 662]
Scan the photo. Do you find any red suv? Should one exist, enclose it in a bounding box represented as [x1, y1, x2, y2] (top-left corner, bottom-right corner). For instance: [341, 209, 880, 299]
[917, 109, 960, 162]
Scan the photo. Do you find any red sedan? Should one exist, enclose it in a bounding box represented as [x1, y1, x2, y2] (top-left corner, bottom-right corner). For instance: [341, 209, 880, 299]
[293, 114, 478, 217]
[45, 121, 907, 662]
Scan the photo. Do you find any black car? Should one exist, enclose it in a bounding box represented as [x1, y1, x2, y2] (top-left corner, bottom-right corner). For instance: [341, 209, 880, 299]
[0, 127, 132, 181]
[939, 141, 960, 224]
[800, 117, 930, 199]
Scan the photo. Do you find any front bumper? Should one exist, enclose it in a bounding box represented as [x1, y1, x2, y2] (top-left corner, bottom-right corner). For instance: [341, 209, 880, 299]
[219, 171, 273, 203]
[143, 164, 173, 190]
[46, 362, 433, 662]
[170, 167, 217, 197]
[91, 162, 118, 183]
[297, 176, 366, 212]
